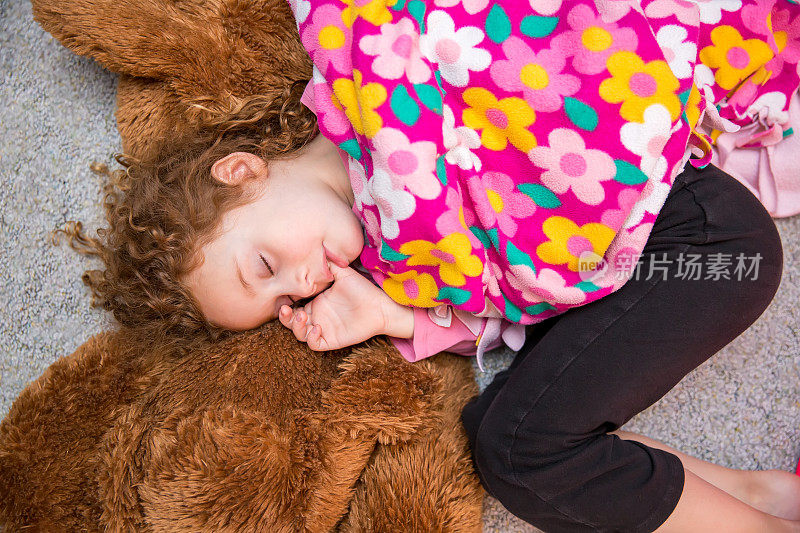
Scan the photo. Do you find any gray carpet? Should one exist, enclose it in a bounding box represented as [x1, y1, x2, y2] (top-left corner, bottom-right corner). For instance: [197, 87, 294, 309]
[2, 0, 799, 531]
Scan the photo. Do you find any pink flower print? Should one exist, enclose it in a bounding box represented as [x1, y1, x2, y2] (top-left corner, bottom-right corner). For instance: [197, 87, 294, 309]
[656, 25, 697, 80]
[366, 168, 417, 240]
[436, 188, 482, 248]
[467, 171, 537, 237]
[361, 207, 382, 248]
[505, 265, 587, 305]
[419, 10, 491, 87]
[529, 0, 562, 16]
[528, 128, 616, 206]
[742, 0, 776, 36]
[309, 66, 351, 137]
[595, 0, 640, 23]
[348, 158, 374, 212]
[763, 9, 800, 75]
[551, 4, 638, 76]
[485, 258, 505, 298]
[644, 0, 700, 26]
[601, 187, 641, 230]
[593, 222, 654, 290]
[301, 4, 352, 77]
[620, 104, 672, 178]
[434, 0, 491, 15]
[775, 8, 800, 63]
[358, 18, 432, 84]
[490, 37, 579, 113]
[371, 127, 441, 199]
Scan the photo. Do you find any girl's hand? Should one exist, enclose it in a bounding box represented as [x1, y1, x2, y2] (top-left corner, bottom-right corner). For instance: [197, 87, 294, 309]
[278, 263, 413, 351]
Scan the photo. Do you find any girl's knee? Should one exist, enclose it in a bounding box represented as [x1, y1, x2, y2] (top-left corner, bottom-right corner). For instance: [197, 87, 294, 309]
[470, 409, 564, 496]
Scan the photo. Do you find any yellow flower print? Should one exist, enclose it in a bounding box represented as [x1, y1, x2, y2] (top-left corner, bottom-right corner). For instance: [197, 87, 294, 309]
[698, 26, 774, 91]
[382, 270, 440, 307]
[599, 51, 681, 123]
[536, 216, 616, 272]
[332, 69, 387, 138]
[462, 87, 537, 152]
[340, 0, 397, 28]
[399, 233, 483, 287]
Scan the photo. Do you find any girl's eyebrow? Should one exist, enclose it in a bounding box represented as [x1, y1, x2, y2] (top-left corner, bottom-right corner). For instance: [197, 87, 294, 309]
[234, 258, 256, 296]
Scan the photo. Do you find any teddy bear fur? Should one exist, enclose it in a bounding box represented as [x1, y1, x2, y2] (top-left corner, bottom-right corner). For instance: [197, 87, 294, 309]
[32, 0, 315, 160]
[0, 322, 484, 531]
[0, 0, 485, 529]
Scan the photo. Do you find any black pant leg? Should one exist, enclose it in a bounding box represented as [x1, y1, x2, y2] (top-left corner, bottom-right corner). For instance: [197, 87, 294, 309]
[461, 164, 784, 532]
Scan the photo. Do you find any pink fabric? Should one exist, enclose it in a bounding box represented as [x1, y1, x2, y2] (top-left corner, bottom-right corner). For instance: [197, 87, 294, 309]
[387, 305, 526, 370]
[301, 82, 350, 169]
[303, 81, 526, 367]
[388, 307, 486, 362]
[702, 90, 800, 219]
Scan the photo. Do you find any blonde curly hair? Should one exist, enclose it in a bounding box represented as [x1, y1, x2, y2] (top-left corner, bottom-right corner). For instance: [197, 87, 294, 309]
[53, 81, 319, 356]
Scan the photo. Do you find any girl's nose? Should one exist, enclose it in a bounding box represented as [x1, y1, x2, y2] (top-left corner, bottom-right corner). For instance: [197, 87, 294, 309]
[291, 265, 317, 299]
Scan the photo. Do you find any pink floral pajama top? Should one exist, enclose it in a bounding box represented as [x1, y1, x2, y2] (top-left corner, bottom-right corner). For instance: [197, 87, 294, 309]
[288, 0, 800, 366]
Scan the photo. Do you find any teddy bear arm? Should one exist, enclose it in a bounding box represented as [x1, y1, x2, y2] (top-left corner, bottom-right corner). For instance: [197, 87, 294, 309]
[322, 339, 446, 446]
[106, 406, 379, 532]
[31, 0, 197, 79]
[32, 0, 311, 102]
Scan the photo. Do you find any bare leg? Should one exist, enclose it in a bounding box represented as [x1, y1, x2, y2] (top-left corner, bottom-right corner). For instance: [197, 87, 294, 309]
[653, 469, 800, 532]
[613, 430, 800, 523]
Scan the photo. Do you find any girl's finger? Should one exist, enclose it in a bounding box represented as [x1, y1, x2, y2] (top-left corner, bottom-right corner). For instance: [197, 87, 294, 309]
[279, 305, 292, 327]
[292, 315, 309, 340]
[308, 324, 328, 351]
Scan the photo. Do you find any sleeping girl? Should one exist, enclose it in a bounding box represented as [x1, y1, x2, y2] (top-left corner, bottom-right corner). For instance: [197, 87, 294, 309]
[62, 0, 800, 531]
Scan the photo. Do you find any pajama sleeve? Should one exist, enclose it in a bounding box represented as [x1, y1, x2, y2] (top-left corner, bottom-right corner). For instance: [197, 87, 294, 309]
[302, 78, 526, 370]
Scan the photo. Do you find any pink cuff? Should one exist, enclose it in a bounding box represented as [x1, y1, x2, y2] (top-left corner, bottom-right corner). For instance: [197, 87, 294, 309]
[388, 307, 480, 363]
[388, 307, 528, 368]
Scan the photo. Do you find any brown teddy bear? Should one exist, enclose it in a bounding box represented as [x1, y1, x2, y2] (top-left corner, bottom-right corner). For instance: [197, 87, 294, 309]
[0, 323, 483, 531]
[0, 0, 485, 530]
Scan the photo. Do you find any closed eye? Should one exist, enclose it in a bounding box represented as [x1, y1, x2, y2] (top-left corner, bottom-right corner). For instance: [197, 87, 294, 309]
[261, 253, 297, 306]
[259, 254, 274, 276]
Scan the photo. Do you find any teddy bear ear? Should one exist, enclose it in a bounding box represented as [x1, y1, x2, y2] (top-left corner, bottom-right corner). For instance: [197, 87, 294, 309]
[211, 152, 267, 186]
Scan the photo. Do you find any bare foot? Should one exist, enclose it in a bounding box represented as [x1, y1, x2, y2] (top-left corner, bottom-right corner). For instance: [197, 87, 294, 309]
[742, 470, 800, 521]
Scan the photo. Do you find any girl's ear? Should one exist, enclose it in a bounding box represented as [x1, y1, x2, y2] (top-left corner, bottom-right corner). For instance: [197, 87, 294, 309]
[211, 152, 267, 185]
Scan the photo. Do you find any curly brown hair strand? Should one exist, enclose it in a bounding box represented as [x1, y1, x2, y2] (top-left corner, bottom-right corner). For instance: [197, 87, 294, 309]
[52, 81, 319, 356]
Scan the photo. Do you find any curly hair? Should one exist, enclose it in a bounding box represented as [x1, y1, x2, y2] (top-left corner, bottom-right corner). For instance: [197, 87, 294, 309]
[53, 81, 319, 356]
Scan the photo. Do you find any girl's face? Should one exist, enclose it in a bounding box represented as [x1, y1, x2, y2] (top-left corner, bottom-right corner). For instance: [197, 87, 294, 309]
[184, 135, 364, 330]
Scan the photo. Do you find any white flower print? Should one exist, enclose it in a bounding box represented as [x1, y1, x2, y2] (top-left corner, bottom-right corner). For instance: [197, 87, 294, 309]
[656, 25, 697, 80]
[505, 265, 587, 306]
[620, 104, 672, 178]
[442, 104, 483, 171]
[348, 158, 374, 212]
[419, 10, 491, 87]
[434, 0, 491, 15]
[366, 168, 416, 240]
[288, 0, 311, 26]
[622, 178, 672, 230]
[690, 0, 742, 24]
[693, 63, 717, 102]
